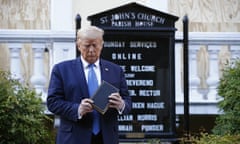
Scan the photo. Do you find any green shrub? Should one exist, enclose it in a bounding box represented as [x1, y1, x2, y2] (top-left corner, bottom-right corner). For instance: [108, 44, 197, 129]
[0, 70, 54, 144]
[148, 138, 161, 144]
[180, 132, 240, 144]
[212, 59, 240, 135]
[180, 59, 240, 144]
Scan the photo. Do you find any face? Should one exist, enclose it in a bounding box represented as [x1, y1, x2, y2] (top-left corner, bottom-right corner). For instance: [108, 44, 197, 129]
[78, 37, 103, 64]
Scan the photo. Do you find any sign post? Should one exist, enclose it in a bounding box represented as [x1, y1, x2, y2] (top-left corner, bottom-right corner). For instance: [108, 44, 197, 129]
[88, 2, 179, 142]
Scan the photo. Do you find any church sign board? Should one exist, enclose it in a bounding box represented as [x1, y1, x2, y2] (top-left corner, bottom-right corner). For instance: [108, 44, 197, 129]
[88, 2, 179, 141]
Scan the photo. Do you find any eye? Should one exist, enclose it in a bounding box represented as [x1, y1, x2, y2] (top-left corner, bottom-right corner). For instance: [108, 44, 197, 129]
[84, 44, 91, 48]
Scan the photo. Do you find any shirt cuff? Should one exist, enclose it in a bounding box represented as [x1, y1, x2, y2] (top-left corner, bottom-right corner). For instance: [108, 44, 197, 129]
[78, 113, 82, 119]
[118, 102, 125, 115]
[78, 105, 82, 119]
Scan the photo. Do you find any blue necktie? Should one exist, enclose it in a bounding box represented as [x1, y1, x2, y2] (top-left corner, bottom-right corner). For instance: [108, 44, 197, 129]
[88, 64, 100, 135]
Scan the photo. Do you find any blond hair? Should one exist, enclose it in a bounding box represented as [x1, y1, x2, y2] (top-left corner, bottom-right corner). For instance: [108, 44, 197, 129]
[77, 26, 104, 40]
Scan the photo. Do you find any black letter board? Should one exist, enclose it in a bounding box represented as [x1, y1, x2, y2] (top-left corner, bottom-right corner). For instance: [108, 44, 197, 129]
[88, 2, 179, 142]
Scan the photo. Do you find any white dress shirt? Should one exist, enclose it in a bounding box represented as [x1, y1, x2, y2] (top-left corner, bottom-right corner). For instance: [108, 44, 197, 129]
[81, 56, 101, 86]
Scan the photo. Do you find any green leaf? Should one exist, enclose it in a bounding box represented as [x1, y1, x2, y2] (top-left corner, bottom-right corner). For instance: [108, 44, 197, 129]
[0, 70, 54, 144]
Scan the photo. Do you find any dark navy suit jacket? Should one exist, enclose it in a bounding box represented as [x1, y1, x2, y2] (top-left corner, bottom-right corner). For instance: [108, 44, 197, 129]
[47, 58, 131, 144]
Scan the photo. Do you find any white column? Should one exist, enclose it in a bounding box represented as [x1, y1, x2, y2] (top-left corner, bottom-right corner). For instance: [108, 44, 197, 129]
[30, 43, 47, 102]
[8, 43, 23, 81]
[51, 0, 73, 30]
[189, 45, 201, 101]
[52, 42, 76, 65]
[230, 45, 240, 62]
[206, 45, 220, 101]
[175, 43, 183, 103]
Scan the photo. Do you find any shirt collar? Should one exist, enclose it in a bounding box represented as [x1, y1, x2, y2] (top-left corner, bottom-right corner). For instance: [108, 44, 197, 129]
[80, 55, 100, 69]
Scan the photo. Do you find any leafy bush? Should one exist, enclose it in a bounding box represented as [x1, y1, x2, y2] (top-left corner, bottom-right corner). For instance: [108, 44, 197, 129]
[0, 70, 54, 144]
[185, 133, 240, 144]
[212, 59, 240, 135]
[148, 138, 161, 144]
[180, 59, 240, 144]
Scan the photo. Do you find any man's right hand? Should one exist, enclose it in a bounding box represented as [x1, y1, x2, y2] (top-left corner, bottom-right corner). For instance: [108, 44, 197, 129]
[78, 98, 94, 117]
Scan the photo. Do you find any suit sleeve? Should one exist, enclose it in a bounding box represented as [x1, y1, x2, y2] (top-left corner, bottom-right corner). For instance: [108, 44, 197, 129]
[47, 64, 79, 122]
[119, 67, 132, 114]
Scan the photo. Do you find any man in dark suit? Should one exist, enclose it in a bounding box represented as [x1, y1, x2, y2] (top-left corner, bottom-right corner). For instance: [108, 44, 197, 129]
[47, 26, 132, 144]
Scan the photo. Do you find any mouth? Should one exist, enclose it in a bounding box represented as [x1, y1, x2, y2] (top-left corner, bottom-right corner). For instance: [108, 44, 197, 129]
[88, 55, 95, 58]
[87, 55, 96, 60]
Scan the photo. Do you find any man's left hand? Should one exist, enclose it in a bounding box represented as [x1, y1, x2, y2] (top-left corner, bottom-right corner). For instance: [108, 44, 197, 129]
[108, 92, 124, 111]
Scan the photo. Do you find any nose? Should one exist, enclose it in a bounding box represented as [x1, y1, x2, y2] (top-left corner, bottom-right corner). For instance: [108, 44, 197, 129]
[89, 45, 95, 51]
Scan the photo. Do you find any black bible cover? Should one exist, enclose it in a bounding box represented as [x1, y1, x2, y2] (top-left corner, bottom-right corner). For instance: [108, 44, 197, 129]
[91, 81, 119, 114]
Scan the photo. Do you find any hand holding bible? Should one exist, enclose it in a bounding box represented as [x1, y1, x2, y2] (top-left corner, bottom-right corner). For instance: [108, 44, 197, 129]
[108, 93, 125, 111]
[78, 98, 94, 116]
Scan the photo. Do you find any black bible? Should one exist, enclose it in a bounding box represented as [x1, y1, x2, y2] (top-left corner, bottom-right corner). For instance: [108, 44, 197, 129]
[91, 81, 119, 114]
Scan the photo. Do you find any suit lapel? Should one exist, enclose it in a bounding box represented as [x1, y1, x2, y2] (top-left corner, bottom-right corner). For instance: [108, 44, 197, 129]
[74, 58, 89, 97]
[100, 59, 110, 83]
[74, 59, 111, 97]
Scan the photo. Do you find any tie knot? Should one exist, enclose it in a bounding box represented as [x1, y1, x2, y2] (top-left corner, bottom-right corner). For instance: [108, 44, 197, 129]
[88, 64, 95, 68]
